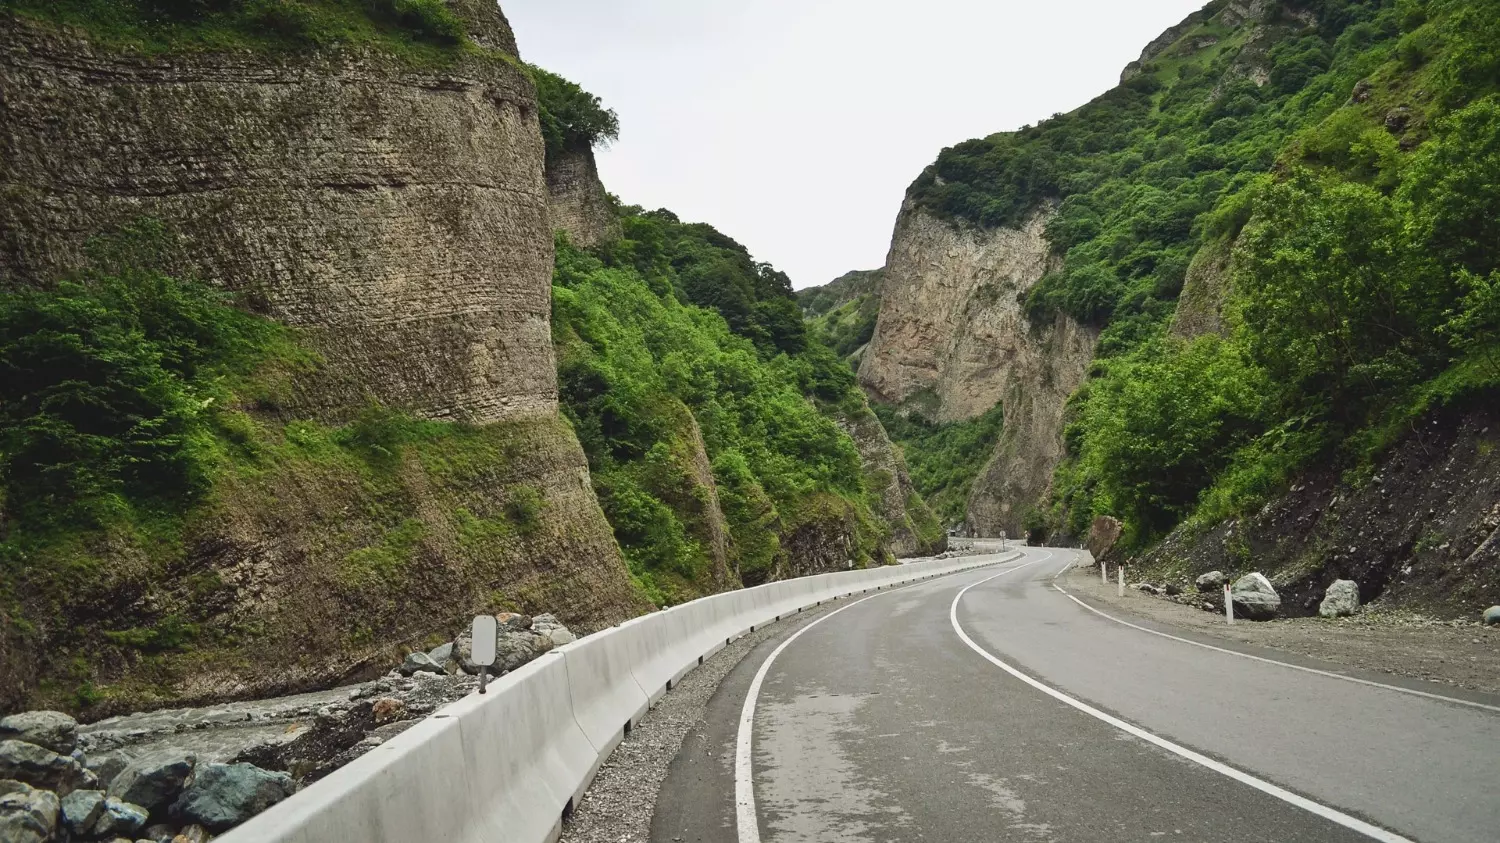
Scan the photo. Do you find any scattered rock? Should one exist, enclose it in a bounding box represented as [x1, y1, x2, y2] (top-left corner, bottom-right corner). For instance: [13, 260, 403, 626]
[532, 614, 578, 646]
[369, 698, 406, 724]
[1164, 582, 1184, 596]
[1351, 78, 1372, 103]
[0, 739, 92, 793]
[174, 823, 212, 843]
[496, 631, 554, 673]
[1385, 105, 1412, 133]
[1135, 583, 1161, 595]
[107, 751, 196, 816]
[91, 796, 149, 838]
[60, 787, 107, 836]
[1231, 572, 1282, 621]
[426, 642, 454, 666]
[1484, 606, 1500, 626]
[0, 780, 59, 843]
[87, 750, 137, 791]
[495, 613, 533, 633]
[0, 711, 78, 754]
[1319, 580, 1361, 618]
[398, 652, 445, 677]
[171, 763, 294, 832]
[1196, 571, 1227, 592]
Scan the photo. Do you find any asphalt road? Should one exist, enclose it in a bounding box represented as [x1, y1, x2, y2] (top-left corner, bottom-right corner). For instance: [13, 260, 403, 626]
[650, 546, 1500, 843]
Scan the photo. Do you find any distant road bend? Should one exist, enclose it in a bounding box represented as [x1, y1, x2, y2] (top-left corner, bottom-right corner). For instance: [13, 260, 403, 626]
[649, 545, 1500, 843]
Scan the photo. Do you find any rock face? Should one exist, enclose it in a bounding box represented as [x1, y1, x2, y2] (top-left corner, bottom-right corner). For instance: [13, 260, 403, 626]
[858, 203, 1098, 536]
[546, 146, 620, 248]
[1319, 580, 1361, 618]
[1170, 239, 1233, 339]
[830, 398, 945, 558]
[1088, 516, 1124, 559]
[0, 8, 647, 713]
[1230, 573, 1281, 621]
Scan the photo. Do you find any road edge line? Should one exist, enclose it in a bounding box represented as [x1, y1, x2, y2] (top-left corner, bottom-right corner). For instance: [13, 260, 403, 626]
[734, 551, 1034, 843]
[951, 570, 1416, 843]
[1050, 581, 1500, 714]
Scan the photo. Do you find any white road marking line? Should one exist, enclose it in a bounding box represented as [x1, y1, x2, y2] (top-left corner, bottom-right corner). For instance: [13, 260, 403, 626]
[734, 551, 1033, 843]
[1050, 580, 1500, 714]
[951, 569, 1416, 843]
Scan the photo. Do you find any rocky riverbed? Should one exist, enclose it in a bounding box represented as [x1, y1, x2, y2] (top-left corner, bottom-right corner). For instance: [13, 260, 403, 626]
[0, 613, 575, 841]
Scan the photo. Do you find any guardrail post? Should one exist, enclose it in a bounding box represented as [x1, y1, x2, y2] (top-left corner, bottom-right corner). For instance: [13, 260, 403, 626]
[1225, 583, 1234, 625]
[1118, 565, 1125, 598]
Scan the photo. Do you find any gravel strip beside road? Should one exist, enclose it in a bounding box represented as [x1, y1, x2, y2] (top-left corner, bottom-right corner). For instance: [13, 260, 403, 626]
[558, 603, 835, 843]
[1062, 566, 1500, 695]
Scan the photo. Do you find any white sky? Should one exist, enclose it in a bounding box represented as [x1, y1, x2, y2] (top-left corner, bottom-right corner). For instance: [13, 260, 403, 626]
[506, 0, 1207, 289]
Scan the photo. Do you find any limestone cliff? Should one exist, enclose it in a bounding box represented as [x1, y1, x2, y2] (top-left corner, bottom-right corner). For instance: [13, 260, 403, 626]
[546, 146, 620, 248]
[858, 203, 1097, 536]
[0, 8, 645, 715]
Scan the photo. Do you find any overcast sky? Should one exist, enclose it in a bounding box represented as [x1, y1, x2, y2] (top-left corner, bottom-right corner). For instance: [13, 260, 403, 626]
[506, 0, 1206, 289]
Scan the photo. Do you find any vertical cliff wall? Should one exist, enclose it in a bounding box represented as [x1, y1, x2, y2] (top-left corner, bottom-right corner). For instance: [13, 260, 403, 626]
[546, 146, 620, 248]
[858, 203, 1097, 536]
[0, 9, 645, 714]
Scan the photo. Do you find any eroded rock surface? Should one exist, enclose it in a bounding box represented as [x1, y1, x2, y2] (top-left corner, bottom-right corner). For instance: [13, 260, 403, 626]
[858, 203, 1097, 536]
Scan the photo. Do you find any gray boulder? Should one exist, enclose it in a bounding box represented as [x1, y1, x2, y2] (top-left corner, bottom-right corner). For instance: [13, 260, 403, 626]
[0, 738, 92, 793]
[1484, 606, 1500, 626]
[60, 787, 107, 836]
[398, 652, 445, 677]
[87, 750, 137, 791]
[1164, 582, 1184, 596]
[1196, 571, 1227, 592]
[455, 625, 553, 675]
[171, 762, 294, 832]
[1230, 572, 1282, 620]
[531, 614, 578, 646]
[0, 711, 78, 754]
[1319, 580, 1361, 618]
[426, 641, 454, 666]
[0, 780, 58, 843]
[90, 796, 148, 838]
[107, 751, 195, 816]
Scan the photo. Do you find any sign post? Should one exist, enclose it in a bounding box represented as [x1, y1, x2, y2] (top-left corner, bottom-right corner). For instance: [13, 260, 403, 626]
[471, 615, 498, 694]
[1224, 584, 1235, 626]
[999, 530, 1007, 552]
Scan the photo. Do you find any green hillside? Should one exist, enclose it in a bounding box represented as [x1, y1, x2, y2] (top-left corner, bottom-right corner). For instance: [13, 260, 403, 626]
[904, 0, 1500, 547]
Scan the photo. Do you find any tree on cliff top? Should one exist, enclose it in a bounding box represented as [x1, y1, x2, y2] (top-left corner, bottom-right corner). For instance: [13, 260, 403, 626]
[531, 65, 621, 164]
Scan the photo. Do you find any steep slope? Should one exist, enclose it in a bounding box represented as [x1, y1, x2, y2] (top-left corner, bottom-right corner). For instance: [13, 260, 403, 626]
[858, 0, 1500, 618]
[0, 3, 644, 716]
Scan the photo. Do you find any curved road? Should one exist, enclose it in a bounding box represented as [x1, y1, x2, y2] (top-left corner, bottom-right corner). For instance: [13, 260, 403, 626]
[650, 546, 1500, 843]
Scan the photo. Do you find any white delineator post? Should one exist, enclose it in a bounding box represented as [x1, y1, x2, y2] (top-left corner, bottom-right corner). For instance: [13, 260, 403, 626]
[1100, 560, 1107, 584]
[1118, 565, 1125, 598]
[1225, 583, 1235, 625]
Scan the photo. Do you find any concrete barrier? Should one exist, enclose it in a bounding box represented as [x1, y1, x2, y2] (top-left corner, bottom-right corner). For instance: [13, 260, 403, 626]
[220, 549, 1023, 843]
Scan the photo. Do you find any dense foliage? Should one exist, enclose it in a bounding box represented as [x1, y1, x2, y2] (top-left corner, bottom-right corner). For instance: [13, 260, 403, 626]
[530, 65, 620, 164]
[871, 404, 1005, 525]
[1004, 0, 1500, 546]
[0, 0, 477, 57]
[0, 221, 301, 532]
[800, 270, 884, 359]
[601, 209, 810, 357]
[554, 230, 885, 602]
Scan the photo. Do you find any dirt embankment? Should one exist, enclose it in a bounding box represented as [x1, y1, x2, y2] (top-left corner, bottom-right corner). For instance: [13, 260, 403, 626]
[1119, 405, 1500, 622]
